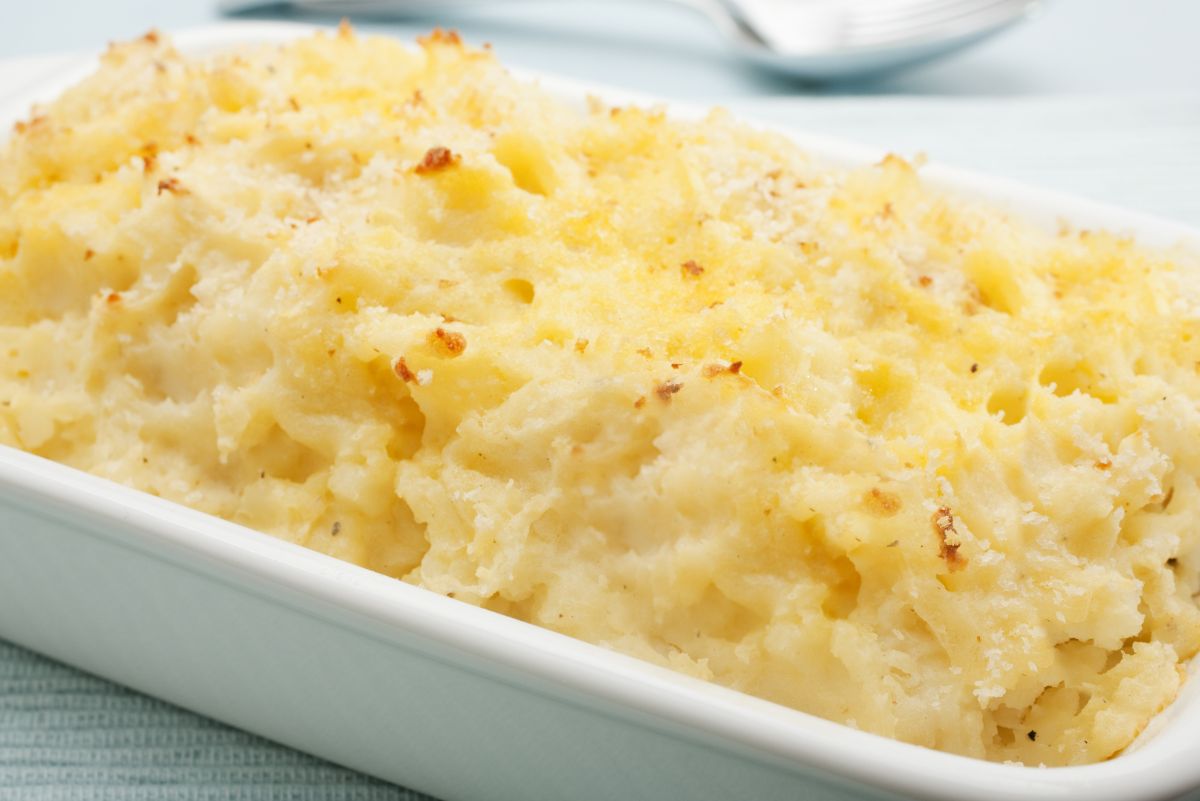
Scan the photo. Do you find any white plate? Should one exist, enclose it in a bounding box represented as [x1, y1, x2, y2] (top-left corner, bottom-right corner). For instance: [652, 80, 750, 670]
[0, 22, 1198, 801]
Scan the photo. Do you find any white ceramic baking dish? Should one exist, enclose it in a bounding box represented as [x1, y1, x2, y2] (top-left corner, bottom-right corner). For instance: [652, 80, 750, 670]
[1, 22, 1198, 801]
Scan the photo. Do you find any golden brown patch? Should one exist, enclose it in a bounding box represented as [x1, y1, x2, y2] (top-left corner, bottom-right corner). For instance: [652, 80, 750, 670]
[428, 327, 467, 357]
[415, 146, 460, 174]
[156, 177, 187, 196]
[14, 115, 47, 135]
[681, 259, 705, 278]
[393, 356, 416, 383]
[655, 381, 683, 402]
[864, 488, 902, 517]
[83, 249, 95, 261]
[418, 28, 463, 47]
[140, 142, 158, 172]
[574, 338, 589, 353]
[337, 18, 354, 39]
[932, 506, 966, 571]
[633, 396, 646, 409]
[703, 361, 743, 378]
[1095, 458, 1112, 470]
[918, 275, 933, 287]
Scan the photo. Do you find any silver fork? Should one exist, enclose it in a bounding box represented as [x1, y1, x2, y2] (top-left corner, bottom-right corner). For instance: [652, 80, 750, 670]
[219, 0, 1044, 80]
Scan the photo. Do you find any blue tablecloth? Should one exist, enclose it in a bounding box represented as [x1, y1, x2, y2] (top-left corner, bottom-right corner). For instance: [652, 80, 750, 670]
[0, 639, 425, 800]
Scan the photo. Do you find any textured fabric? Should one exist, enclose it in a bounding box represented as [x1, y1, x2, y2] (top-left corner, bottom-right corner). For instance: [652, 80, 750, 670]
[0, 639, 430, 800]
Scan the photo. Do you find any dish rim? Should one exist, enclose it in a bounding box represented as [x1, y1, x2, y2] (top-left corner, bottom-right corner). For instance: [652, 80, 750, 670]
[1, 21, 1199, 801]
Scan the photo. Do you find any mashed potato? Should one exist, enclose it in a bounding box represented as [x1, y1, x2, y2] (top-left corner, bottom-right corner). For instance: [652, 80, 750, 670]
[2, 26, 1199, 766]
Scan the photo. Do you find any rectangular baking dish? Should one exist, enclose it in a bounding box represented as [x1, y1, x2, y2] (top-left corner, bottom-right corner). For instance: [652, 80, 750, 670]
[1, 22, 1198, 801]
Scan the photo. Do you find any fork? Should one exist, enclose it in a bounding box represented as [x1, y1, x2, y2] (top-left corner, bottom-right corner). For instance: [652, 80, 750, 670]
[219, 0, 1044, 79]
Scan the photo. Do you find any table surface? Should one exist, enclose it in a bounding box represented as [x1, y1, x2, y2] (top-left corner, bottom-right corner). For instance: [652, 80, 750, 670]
[3, 2, 1200, 799]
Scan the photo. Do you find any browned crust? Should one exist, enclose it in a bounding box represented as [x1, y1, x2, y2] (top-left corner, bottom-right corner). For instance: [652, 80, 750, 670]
[703, 361, 743, 378]
[932, 506, 966, 571]
[655, 381, 683, 402]
[415, 146, 461, 174]
[864, 488, 902, 517]
[156, 177, 187, 196]
[393, 356, 416, 383]
[428, 327, 467, 357]
[418, 28, 463, 47]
